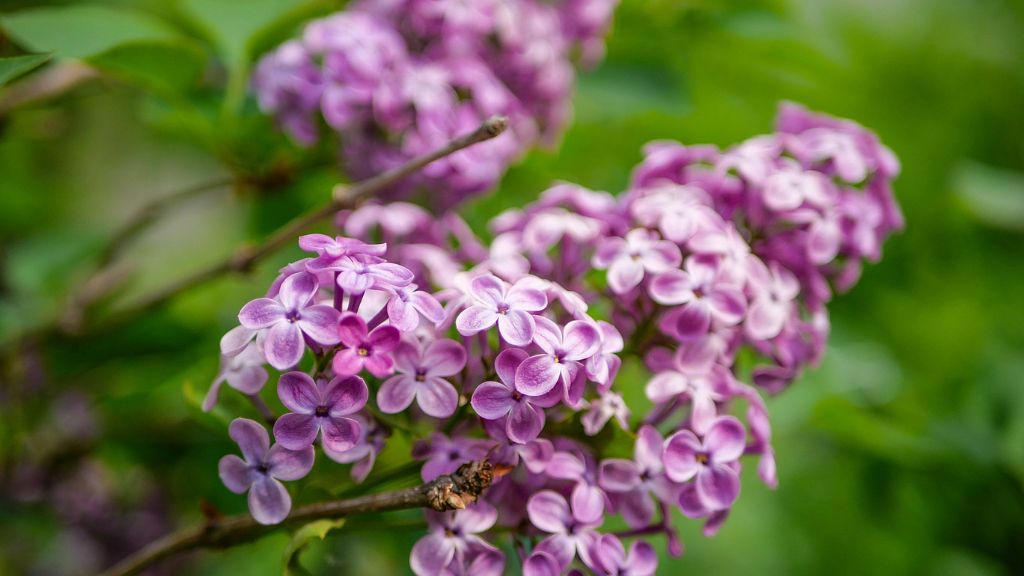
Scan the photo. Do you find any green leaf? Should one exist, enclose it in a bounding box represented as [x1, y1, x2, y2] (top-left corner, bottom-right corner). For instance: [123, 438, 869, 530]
[0, 53, 51, 86]
[282, 518, 346, 575]
[954, 160, 1024, 231]
[88, 40, 207, 98]
[1, 6, 177, 59]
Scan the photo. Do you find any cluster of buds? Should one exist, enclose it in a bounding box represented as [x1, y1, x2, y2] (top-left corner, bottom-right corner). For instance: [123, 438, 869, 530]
[208, 103, 900, 574]
[253, 0, 618, 208]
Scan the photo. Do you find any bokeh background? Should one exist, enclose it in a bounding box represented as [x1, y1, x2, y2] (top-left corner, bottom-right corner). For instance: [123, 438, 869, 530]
[2, 0, 1023, 574]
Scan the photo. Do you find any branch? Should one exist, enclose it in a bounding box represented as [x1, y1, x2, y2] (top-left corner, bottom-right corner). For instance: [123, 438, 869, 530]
[0, 61, 99, 116]
[97, 115, 509, 330]
[101, 460, 495, 576]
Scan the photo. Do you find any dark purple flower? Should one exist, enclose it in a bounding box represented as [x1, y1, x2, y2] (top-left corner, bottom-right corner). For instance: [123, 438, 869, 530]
[455, 274, 547, 346]
[410, 502, 499, 576]
[273, 372, 368, 453]
[663, 416, 747, 511]
[471, 349, 557, 444]
[333, 312, 401, 377]
[515, 317, 601, 401]
[218, 418, 314, 525]
[378, 338, 467, 418]
[238, 271, 341, 369]
[650, 258, 746, 342]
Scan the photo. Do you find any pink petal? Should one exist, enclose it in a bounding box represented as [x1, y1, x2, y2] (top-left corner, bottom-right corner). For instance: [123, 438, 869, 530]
[238, 298, 285, 329]
[571, 482, 604, 525]
[377, 375, 417, 413]
[410, 291, 445, 324]
[664, 301, 712, 341]
[696, 464, 741, 510]
[364, 352, 395, 378]
[367, 325, 400, 351]
[608, 257, 645, 294]
[593, 237, 626, 268]
[634, 425, 664, 472]
[515, 355, 560, 397]
[645, 371, 687, 404]
[643, 241, 682, 271]
[392, 339, 421, 374]
[530, 316, 562, 354]
[497, 309, 535, 346]
[331, 349, 364, 377]
[628, 541, 658, 576]
[336, 313, 368, 347]
[663, 429, 702, 483]
[599, 459, 641, 492]
[470, 381, 513, 420]
[562, 320, 601, 361]
[648, 269, 694, 305]
[705, 416, 747, 462]
[494, 348, 527, 387]
[507, 284, 547, 312]
[277, 372, 319, 413]
[469, 274, 507, 307]
[278, 271, 318, 311]
[424, 339, 467, 377]
[745, 299, 787, 340]
[708, 288, 746, 325]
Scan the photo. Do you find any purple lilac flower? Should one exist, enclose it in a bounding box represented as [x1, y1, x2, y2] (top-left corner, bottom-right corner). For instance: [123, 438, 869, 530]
[650, 258, 746, 342]
[385, 283, 445, 331]
[238, 271, 342, 369]
[744, 258, 800, 341]
[580, 391, 629, 436]
[333, 312, 401, 377]
[413, 433, 493, 482]
[645, 361, 731, 434]
[663, 416, 747, 511]
[378, 338, 467, 418]
[203, 341, 268, 412]
[589, 534, 657, 576]
[593, 228, 682, 294]
[471, 349, 558, 444]
[322, 415, 386, 481]
[455, 274, 547, 346]
[218, 418, 314, 525]
[410, 502, 500, 576]
[585, 320, 624, 389]
[599, 425, 677, 528]
[527, 487, 604, 570]
[515, 317, 601, 401]
[273, 372, 368, 453]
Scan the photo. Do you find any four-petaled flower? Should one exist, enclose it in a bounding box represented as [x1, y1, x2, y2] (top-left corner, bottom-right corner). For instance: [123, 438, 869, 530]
[203, 341, 268, 412]
[385, 283, 446, 331]
[333, 312, 401, 377]
[218, 418, 314, 525]
[650, 258, 746, 341]
[273, 371, 368, 453]
[455, 274, 547, 346]
[589, 534, 657, 576]
[378, 338, 467, 418]
[515, 317, 601, 403]
[593, 228, 682, 294]
[471, 349, 557, 444]
[238, 271, 342, 370]
[663, 415, 747, 511]
[527, 487, 605, 571]
[599, 425, 677, 528]
[410, 502, 501, 576]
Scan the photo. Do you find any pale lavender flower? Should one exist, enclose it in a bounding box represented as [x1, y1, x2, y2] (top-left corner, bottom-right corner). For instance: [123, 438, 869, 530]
[471, 349, 557, 444]
[645, 361, 731, 434]
[663, 416, 747, 511]
[523, 550, 562, 576]
[650, 258, 746, 341]
[273, 372, 368, 453]
[527, 487, 604, 570]
[218, 418, 314, 525]
[378, 337, 466, 418]
[593, 228, 682, 294]
[589, 534, 657, 576]
[515, 317, 601, 401]
[599, 426, 676, 527]
[238, 271, 342, 369]
[384, 283, 445, 331]
[410, 502, 499, 576]
[203, 341, 269, 411]
[333, 312, 401, 377]
[322, 415, 386, 481]
[744, 258, 800, 341]
[455, 274, 547, 346]
[585, 320, 623, 389]
[580, 391, 629, 436]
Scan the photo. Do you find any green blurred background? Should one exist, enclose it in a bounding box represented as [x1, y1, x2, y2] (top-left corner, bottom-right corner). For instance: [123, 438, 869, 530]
[1, 0, 1023, 574]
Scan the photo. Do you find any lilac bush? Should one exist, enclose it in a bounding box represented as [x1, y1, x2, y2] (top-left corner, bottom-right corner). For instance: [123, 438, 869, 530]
[207, 102, 900, 574]
[253, 0, 619, 208]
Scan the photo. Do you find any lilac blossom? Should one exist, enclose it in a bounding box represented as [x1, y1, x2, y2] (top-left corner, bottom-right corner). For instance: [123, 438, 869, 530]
[333, 312, 401, 377]
[580, 391, 629, 436]
[455, 274, 547, 346]
[589, 534, 657, 576]
[410, 503, 500, 576]
[663, 416, 747, 511]
[218, 418, 314, 525]
[378, 338, 467, 418]
[527, 488, 604, 570]
[593, 228, 682, 293]
[273, 372, 368, 453]
[515, 317, 601, 401]
[238, 271, 341, 369]
[471, 349, 555, 444]
[203, 341, 268, 412]
[650, 258, 746, 341]
[385, 283, 445, 331]
[599, 426, 676, 527]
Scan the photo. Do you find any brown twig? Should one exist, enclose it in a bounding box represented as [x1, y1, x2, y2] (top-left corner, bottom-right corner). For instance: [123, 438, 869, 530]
[97, 115, 509, 329]
[99, 459, 495, 576]
[0, 61, 99, 116]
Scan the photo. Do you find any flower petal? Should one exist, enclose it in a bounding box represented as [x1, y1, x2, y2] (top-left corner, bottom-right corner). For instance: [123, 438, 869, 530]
[238, 298, 285, 329]
[645, 371, 687, 404]
[267, 444, 314, 481]
[218, 454, 252, 493]
[507, 284, 548, 312]
[663, 301, 712, 342]
[527, 490, 571, 534]
[571, 482, 604, 525]
[469, 274, 507, 307]
[221, 325, 257, 356]
[226, 365, 268, 396]
[455, 305, 498, 335]
[364, 353, 395, 378]
[708, 288, 746, 325]
[331, 348, 364, 377]
[705, 416, 747, 462]
[628, 541, 658, 576]
[506, 401, 545, 444]
[648, 270, 694, 305]
[424, 339, 467, 377]
[662, 429, 702, 483]
[696, 464, 741, 510]
[273, 413, 318, 450]
[470, 381, 513, 420]
[277, 372, 319, 414]
[321, 417, 361, 454]
[248, 477, 291, 525]
[523, 551, 561, 576]
[562, 320, 601, 361]
[599, 459, 641, 492]
[324, 374, 369, 416]
[497, 309, 535, 346]
[530, 316, 562, 353]
[367, 325, 400, 351]
[494, 348, 527, 387]
[410, 532, 455, 576]
[416, 377, 459, 418]
[515, 355, 560, 397]
[336, 312, 368, 347]
[410, 291, 445, 324]
[229, 418, 269, 464]
[608, 257, 645, 294]
[264, 322, 304, 370]
[634, 425, 664, 472]
[278, 271, 318, 311]
[297, 305, 342, 345]
[377, 375, 418, 415]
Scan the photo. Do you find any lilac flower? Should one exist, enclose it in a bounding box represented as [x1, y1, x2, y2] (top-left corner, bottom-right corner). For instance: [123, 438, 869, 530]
[335, 256, 416, 294]
[238, 271, 342, 369]
[220, 325, 257, 357]
[585, 320, 624, 389]
[299, 233, 386, 262]
[332, 312, 401, 377]
[321, 415, 386, 481]
[515, 317, 601, 400]
[410, 502, 499, 576]
[273, 372, 368, 453]
[413, 434, 493, 481]
[580, 391, 629, 436]
[650, 258, 746, 341]
[378, 338, 466, 418]
[645, 362, 731, 434]
[471, 349, 557, 444]
[385, 284, 445, 331]
[593, 228, 682, 294]
[455, 274, 547, 346]
[523, 551, 562, 576]
[663, 416, 747, 511]
[629, 183, 721, 244]
[527, 487, 604, 570]
[589, 534, 657, 576]
[218, 418, 314, 525]
[599, 426, 676, 527]
[745, 258, 800, 341]
[203, 341, 269, 412]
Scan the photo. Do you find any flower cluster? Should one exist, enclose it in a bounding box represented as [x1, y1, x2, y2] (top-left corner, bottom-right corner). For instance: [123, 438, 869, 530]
[209, 104, 900, 574]
[253, 0, 618, 208]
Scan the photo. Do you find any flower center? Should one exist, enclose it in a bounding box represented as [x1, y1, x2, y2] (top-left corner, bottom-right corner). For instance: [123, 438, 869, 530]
[315, 405, 329, 417]
[285, 310, 301, 323]
[696, 452, 710, 465]
[496, 302, 510, 315]
[415, 370, 427, 382]
[256, 463, 270, 475]
[357, 347, 369, 357]
[512, 390, 523, 401]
